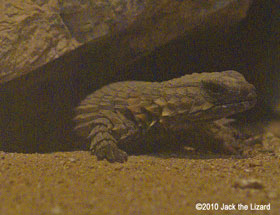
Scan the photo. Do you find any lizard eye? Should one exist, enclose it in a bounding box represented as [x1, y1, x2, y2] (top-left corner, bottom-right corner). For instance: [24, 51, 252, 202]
[202, 81, 227, 95]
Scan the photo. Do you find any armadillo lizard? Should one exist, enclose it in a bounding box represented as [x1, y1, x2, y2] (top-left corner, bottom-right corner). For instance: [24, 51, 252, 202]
[75, 70, 257, 162]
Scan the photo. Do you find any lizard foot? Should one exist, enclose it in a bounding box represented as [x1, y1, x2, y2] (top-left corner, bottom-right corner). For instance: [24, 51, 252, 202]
[93, 140, 128, 163]
[219, 140, 243, 155]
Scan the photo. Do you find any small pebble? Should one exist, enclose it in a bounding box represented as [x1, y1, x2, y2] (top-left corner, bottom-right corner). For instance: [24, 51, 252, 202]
[248, 160, 262, 167]
[51, 205, 63, 214]
[267, 191, 278, 199]
[68, 158, 77, 162]
[234, 179, 264, 189]
[114, 166, 124, 171]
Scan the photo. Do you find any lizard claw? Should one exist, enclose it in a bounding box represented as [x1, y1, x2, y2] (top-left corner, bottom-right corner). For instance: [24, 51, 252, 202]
[94, 141, 128, 163]
[220, 141, 243, 155]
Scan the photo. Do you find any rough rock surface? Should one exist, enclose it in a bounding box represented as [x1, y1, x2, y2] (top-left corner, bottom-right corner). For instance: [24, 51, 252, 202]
[0, 0, 252, 84]
[0, 1, 79, 83]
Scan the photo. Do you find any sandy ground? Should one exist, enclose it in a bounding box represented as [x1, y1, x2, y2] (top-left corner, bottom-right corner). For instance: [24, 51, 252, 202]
[0, 151, 279, 215]
[0, 122, 280, 215]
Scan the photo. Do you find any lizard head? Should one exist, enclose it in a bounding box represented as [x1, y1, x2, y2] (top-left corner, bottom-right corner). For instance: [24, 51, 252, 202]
[190, 70, 256, 121]
[164, 70, 257, 121]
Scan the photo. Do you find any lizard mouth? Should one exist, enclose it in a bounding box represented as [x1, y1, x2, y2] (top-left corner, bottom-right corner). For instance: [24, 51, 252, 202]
[204, 89, 257, 120]
[217, 99, 256, 114]
[191, 98, 257, 121]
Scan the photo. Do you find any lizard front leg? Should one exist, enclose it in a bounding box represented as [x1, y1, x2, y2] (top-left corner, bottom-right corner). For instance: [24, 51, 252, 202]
[171, 119, 242, 154]
[88, 124, 128, 163]
[197, 119, 242, 154]
[75, 109, 141, 163]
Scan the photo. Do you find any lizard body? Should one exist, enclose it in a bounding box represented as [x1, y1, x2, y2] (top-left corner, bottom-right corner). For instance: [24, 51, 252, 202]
[75, 70, 256, 162]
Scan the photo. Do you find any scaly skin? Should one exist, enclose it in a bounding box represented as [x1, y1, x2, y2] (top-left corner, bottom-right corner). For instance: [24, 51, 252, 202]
[74, 70, 257, 162]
